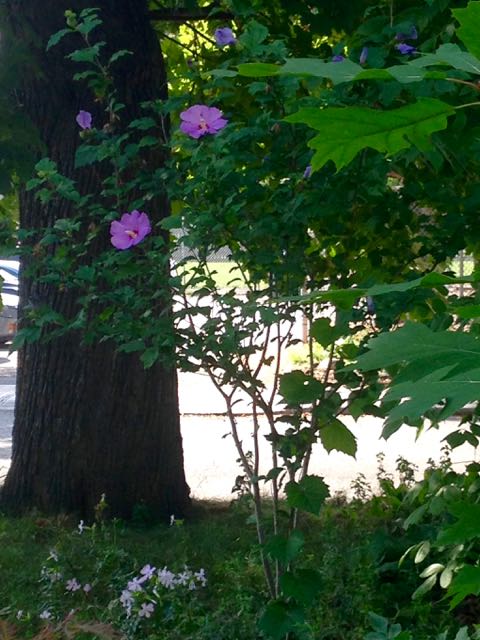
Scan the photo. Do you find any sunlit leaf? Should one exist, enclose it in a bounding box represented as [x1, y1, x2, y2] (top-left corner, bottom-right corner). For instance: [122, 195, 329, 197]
[285, 98, 455, 171]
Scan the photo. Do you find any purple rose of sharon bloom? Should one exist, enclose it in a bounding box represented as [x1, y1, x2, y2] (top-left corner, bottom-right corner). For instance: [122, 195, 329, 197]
[332, 54, 345, 62]
[396, 43, 416, 55]
[76, 110, 92, 130]
[359, 46, 368, 65]
[214, 27, 236, 46]
[180, 105, 228, 139]
[110, 210, 151, 250]
[303, 165, 312, 179]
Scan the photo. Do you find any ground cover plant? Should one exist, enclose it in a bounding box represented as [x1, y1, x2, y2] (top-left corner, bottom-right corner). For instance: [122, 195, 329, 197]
[0, 455, 474, 640]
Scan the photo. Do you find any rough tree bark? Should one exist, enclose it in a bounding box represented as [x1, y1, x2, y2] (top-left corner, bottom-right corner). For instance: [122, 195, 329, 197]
[0, 0, 191, 519]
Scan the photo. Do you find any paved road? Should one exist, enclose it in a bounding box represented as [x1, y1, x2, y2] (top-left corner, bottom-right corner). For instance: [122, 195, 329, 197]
[0, 353, 477, 500]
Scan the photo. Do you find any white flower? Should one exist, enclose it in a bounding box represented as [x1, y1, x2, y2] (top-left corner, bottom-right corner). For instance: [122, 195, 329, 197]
[157, 566, 176, 589]
[77, 520, 85, 534]
[127, 577, 144, 592]
[138, 602, 155, 619]
[16, 610, 23, 620]
[39, 609, 52, 620]
[65, 577, 81, 592]
[175, 569, 192, 586]
[83, 583, 92, 593]
[195, 568, 207, 587]
[48, 549, 59, 562]
[120, 589, 133, 607]
[169, 514, 175, 526]
[140, 564, 156, 580]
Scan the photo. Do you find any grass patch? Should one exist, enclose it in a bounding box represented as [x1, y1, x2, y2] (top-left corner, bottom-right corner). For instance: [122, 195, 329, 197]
[0, 487, 455, 640]
[173, 261, 248, 291]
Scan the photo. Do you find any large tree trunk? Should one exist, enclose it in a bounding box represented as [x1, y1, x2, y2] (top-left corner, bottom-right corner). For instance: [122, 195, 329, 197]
[0, 0, 190, 519]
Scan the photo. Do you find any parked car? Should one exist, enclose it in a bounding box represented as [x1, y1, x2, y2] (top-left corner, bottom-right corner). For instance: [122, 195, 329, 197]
[0, 259, 18, 344]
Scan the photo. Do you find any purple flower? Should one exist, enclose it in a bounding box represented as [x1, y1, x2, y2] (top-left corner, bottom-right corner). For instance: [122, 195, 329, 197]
[332, 54, 345, 62]
[359, 47, 368, 65]
[76, 110, 92, 130]
[140, 564, 156, 580]
[396, 43, 416, 55]
[303, 165, 312, 179]
[138, 603, 155, 619]
[158, 566, 176, 589]
[180, 105, 228, 139]
[110, 210, 152, 250]
[65, 578, 81, 592]
[214, 27, 236, 46]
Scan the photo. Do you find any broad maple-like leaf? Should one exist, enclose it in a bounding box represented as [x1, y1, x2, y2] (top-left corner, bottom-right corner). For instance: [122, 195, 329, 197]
[452, 1, 480, 60]
[285, 98, 455, 171]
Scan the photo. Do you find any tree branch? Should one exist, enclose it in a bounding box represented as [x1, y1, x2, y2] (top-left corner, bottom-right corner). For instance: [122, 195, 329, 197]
[148, 3, 234, 23]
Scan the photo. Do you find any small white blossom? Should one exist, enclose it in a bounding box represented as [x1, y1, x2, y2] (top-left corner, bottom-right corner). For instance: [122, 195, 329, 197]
[83, 583, 92, 593]
[169, 514, 175, 526]
[120, 589, 133, 607]
[16, 610, 23, 620]
[175, 569, 192, 586]
[48, 549, 59, 562]
[140, 564, 156, 580]
[157, 566, 176, 589]
[195, 568, 207, 587]
[65, 578, 81, 592]
[138, 602, 155, 619]
[127, 577, 144, 592]
[77, 520, 85, 534]
[39, 609, 52, 620]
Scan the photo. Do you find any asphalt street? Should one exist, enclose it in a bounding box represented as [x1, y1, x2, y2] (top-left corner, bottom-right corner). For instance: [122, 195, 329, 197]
[0, 352, 477, 501]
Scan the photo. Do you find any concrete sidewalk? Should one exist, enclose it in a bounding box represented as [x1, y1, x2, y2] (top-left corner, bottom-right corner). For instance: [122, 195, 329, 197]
[0, 355, 476, 501]
[178, 371, 476, 501]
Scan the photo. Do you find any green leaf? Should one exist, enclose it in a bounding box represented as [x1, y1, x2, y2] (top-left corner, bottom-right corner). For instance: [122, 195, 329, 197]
[447, 565, 480, 608]
[420, 563, 444, 578]
[367, 612, 389, 634]
[279, 370, 323, 405]
[356, 323, 480, 374]
[75, 145, 99, 169]
[285, 475, 330, 515]
[46, 28, 71, 50]
[109, 49, 132, 64]
[437, 502, 480, 546]
[141, 348, 160, 368]
[205, 68, 238, 79]
[310, 317, 340, 347]
[452, 2, 480, 60]
[68, 43, 104, 63]
[265, 530, 305, 564]
[238, 20, 269, 51]
[409, 43, 480, 75]
[258, 601, 304, 640]
[403, 505, 428, 529]
[128, 117, 157, 131]
[412, 574, 437, 600]
[319, 419, 357, 457]
[355, 323, 480, 427]
[237, 62, 280, 77]
[280, 569, 322, 605]
[285, 98, 455, 171]
[282, 58, 362, 84]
